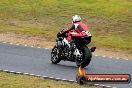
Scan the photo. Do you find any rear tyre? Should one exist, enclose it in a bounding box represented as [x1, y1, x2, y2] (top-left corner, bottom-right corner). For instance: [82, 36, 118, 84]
[51, 46, 61, 64]
[77, 46, 92, 68]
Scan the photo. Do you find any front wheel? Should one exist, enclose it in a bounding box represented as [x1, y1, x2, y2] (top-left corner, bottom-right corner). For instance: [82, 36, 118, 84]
[76, 46, 92, 68]
[51, 46, 61, 64]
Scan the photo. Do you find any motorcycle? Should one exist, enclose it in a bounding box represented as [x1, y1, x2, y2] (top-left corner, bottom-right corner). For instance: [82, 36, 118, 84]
[51, 29, 96, 68]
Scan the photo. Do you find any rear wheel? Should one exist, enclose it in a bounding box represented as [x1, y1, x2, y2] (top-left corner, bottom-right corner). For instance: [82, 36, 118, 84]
[51, 46, 61, 64]
[76, 50, 83, 67]
[76, 46, 92, 68]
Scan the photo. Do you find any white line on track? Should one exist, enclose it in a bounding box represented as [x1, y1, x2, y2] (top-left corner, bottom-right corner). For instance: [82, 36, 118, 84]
[116, 58, 119, 59]
[42, 76, 48, 78]
[9, 42, 13, 45]
[16, 72, 22, 74]
[3, 70, 9, 72]
[45, 48, 50, 50]
[23, 73, 29, 75]
[61, 79, 68, 81]
[9, 71, 15, 73]
[16, 44, 20, 45]
[37, 47, 41, 48]
[3, 42, 7, 43]
[94, 84, 99, 86]
[106, 86, 111, 88]
[109, 57, 113, 58]
[31, 46, 34, 47]
[69, 80, 75, 82]
[1, 41, 129, 61]
[100, 84, 105, 87]
[0, 69, 116, 88]
[102, 56, 106, 58]
[29, 74, 35, 76]
[123, 58, 128, 60]
[55, 78, 61, 80]
[49, 77, 54, 79]
[24, 44, 28, 46]
[36, 75, 41, 77]
[112, 87, 117, 88]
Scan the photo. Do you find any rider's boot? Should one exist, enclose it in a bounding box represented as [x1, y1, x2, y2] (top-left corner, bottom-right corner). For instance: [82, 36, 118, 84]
[63, 38, 70, 47]
[63, 38, 76, 52]
[69, 40, 76, 52]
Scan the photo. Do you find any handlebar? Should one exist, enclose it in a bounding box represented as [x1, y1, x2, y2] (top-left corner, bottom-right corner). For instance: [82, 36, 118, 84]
[61, 29, 65, 32]
[57, 29, 68, 37]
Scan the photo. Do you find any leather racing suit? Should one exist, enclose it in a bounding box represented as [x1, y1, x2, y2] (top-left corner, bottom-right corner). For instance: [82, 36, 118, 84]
[62, 21, 91, 41]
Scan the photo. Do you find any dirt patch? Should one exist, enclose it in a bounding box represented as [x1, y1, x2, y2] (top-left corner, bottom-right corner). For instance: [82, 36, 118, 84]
[93, 48, 131, 60]
[0, 32, 54, 48]
[0, 32, 131, 60]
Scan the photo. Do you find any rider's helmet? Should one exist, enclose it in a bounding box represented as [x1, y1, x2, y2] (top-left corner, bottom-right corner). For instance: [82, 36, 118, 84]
[72, 15, 81, 23]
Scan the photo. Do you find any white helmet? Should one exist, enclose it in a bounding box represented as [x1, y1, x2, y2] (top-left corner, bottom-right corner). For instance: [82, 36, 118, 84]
[72, 15, 81, 23]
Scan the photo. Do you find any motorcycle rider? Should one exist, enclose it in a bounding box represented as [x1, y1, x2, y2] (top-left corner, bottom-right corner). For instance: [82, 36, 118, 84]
[60, 15, 92, 51]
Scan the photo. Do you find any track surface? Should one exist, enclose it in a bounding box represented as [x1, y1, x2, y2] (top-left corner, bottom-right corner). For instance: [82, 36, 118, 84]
[0, 43, 131, 88]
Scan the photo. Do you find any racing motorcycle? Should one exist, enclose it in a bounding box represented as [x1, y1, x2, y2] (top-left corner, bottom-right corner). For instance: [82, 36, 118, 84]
[51, 29, 96, 68]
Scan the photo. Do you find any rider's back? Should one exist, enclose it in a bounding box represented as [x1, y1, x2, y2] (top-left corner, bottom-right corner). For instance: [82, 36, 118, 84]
[74, 22, 90, 33]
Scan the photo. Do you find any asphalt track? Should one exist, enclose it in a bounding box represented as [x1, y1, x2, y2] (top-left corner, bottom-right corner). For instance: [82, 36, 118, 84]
[0, 42, 131, 88]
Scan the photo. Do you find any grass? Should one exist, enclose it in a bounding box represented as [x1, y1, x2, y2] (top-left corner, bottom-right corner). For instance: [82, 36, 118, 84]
[0, 1, 131, 87]
[0, 0, 131, 50]
[0, 71, 95, 88]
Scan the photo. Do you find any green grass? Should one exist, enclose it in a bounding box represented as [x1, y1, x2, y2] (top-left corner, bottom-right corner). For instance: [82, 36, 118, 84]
[0, 0, 132, 50]
[0, 71, 95, 88]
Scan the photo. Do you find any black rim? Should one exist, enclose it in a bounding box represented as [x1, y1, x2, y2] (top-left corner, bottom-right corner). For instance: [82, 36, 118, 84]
[51, 47, 59, 62]
[76, 50, 83, 65]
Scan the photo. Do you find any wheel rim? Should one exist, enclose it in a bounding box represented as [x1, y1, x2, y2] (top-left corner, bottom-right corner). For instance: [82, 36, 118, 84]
[51, 47, 59, 61]
[76, 50, 83, 65]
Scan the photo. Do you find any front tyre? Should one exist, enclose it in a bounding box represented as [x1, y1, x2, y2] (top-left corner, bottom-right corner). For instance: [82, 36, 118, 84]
[51, 46, 61, 64]
[78, 46, 92, 68]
